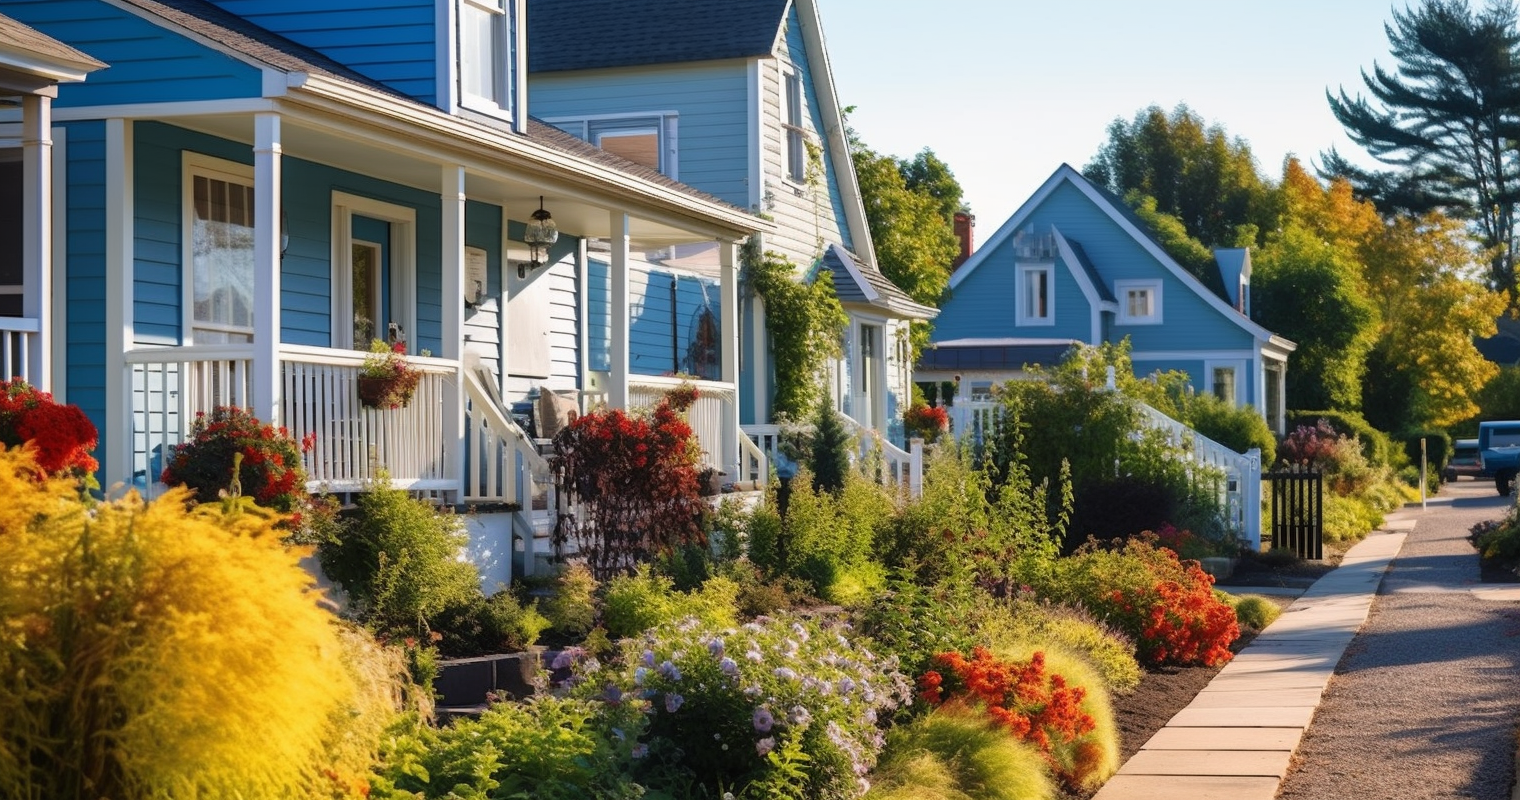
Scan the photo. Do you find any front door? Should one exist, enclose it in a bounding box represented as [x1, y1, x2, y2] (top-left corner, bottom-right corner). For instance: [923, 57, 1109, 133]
[856, 323, 881, 430]
[349, 215, 390, 348]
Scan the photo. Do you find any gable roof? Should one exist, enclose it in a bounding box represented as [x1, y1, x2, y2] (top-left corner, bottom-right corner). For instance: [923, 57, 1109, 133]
[0, 13, 107, 83]
[950, 164, 1286, 345]
[100, 0, 759, 223]
[817, 244, 937, 320]
[527, 0, 790, 74]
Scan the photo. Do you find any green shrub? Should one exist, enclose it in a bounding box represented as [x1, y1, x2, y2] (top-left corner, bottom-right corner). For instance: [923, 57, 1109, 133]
[1187, 392, 1277, 466]
[810, 395, 854, 493]
[600, 566, 738, 640]
[857, 574, 984, 681]
[1472, 498, 1520, 561]
[369, 696, 645, 799]
[160, 406, 310, 512]
[976, 599, 1141, 695]
[542, 562, 598, 638]
[318, 478, 481, 642]
[1227, 594, 1282, 630]
[1322, 493, 1380, 543]
[430, 590, 549, 658]
[866, 704, 1056, 800]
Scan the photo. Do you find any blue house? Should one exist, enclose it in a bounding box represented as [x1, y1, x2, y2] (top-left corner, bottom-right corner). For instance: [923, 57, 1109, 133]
[924, 164, 1295, 434]
[2, 0, 770, 574]
[526, 0, 935, 445]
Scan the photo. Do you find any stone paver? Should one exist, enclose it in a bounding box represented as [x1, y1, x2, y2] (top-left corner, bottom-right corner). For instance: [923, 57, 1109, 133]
[1090, 529, 1407, 800]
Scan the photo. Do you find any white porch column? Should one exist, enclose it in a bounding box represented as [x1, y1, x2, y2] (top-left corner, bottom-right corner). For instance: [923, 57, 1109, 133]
[104, 119, 133, 488]
[441, 166, 466, 500]
[21, 94, 51, 390]
[251, 114, 282, 419]
[608, 210, 630, 410]
[718, 239, 739, 477]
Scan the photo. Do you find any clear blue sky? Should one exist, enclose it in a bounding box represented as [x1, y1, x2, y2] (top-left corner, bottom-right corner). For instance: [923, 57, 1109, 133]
[818, 0, 1408, 237]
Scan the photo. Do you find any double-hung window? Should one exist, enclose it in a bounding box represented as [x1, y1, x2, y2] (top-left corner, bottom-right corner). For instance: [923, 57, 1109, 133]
[783, 69, 806, 182]
[184, 154, 256, 344]
[1115, 279, 1162, 324]
[1016, 264, 1054, 326]
[459, 0, 517, 119]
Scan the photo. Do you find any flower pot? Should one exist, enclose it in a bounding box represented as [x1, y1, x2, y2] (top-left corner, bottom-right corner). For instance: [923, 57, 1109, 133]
[357, 374, 418, 410]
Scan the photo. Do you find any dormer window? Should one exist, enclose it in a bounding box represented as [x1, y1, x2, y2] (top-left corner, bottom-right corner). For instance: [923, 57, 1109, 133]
[546, 114, 680, 178]
[459, 0, 519, 121]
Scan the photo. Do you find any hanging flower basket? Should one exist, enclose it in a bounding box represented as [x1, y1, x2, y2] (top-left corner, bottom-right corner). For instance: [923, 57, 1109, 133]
[357, 340, 423, 410]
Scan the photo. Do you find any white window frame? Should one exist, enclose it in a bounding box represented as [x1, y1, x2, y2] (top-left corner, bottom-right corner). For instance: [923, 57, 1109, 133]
[544, 112, 680, 179]
[782, 68, 806, 183]
[181, 152, 257, 345]
[1205, 360, 1245, 406]
[1016, 263, 1054, 326]
[330, 192, 417, 351]
[1115, 279, 1163, 325]
[457, 0, 520, 122]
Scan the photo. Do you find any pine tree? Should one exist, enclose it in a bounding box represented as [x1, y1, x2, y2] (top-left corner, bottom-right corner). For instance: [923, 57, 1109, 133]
[809, 396, 852, 494]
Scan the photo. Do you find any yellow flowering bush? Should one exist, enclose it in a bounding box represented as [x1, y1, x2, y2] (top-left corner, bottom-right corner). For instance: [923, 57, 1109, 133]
[0, 448, 402, 799]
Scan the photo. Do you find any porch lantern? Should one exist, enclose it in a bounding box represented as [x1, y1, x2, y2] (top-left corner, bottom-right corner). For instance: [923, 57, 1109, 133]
[520, 196, 559, 278]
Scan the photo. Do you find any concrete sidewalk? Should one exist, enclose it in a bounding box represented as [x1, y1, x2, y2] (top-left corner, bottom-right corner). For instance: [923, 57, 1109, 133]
[1091, 524, 1410, 800]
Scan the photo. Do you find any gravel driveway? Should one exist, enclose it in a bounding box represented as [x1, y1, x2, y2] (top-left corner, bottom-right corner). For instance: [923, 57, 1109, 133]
[1276, 483, 1520, 800]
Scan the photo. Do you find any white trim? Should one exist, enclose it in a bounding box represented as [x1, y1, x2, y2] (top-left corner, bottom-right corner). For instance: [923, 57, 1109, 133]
[15, 98, 279, 123]
[435, 0, 458, 116]
[512, 0, 527, 133]
[181, 151, 257, 344]
[541, 111, 682, 179]
[49, 125, 66, 400]
[1015, 263, 1055, 327]
[105, 118, 132, 489]
[1204, 359, 1246, 407]
[456, 0, 515, 122]
[1115, 279, 1163, 325]
[794, 0, 875, 267]
[1050, 228, 1104, 342]
[1131, 349, 1256, 361]
[330, 191, 418, 352]
[747, 59, 763, 211]
[947, 164, 1278, 344]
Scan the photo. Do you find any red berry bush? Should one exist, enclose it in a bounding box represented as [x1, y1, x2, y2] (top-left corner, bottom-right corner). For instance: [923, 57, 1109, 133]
[0, 379, 99, 481]
[161, 407, 313, 512]
[554, 396, 705, 579]
[1044, 535, 1239, 668]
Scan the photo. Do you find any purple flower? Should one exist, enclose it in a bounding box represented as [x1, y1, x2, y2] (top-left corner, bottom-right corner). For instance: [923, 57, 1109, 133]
[838, 677, 856, 694]
[719, 657, 739, 676]
[658, 660, 682, 682]
[551, 648, 578, 670]
[642, 650, 657, 667]
[752, 707, 775, 733]
[708, 637, 725, 657]
[790, 622, 810, 642]
[634, 667, 648, 686]
[773, 667, 797, 681]
[788, 705, 812, 727]
[665, 692, 685, 713]
[756, 737, 776, 757]
[745, 647, 763, 663]
[603, 685, 625, 705]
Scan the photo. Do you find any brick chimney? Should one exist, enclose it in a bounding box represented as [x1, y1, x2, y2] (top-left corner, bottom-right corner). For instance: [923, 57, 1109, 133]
[951, 211, 975, 271]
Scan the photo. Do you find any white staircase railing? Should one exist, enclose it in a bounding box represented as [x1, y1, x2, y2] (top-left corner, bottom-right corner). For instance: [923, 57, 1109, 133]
[741, 416, 923, 499]
[944, 395, 1261, 547]
[461, 367, 558, 577]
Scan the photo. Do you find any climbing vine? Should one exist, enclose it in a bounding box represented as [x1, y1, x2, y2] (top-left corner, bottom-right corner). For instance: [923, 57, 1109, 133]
[743, 237, 848, 419]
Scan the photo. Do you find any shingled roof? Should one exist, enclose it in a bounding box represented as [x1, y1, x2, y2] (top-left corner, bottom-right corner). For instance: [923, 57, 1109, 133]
[527, 0, 790, 74]
[107, 0, 750, 215]
[817, 244, 938, 321]
[0, 13, 107, 77]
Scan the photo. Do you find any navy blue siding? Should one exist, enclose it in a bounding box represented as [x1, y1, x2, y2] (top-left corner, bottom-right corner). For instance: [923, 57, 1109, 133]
[204, 0, 438, 104]
[62, 121, 109, 464]
[8, 0, 263, 107]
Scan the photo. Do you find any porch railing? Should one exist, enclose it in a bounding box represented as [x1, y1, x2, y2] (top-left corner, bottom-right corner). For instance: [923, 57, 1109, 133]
[125, 344, 255, 495]
[278, 344, 457, 493]
[0, 317, 39, 385]
[742, 416, 924, 499]
[460, 366, 554, 509]
[947, 400, 1003, 449]
[125, 344, 459, 497]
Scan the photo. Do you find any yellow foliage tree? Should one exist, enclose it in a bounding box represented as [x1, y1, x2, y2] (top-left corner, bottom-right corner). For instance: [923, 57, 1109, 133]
[0, 448, 401, 799]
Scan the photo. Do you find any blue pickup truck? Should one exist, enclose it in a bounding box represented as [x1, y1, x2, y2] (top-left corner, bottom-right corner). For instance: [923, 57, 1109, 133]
[1478, 420, 1520, 495]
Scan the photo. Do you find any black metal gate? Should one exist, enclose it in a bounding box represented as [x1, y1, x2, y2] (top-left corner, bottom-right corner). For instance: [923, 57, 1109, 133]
[1265, 468, 1323, 560]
